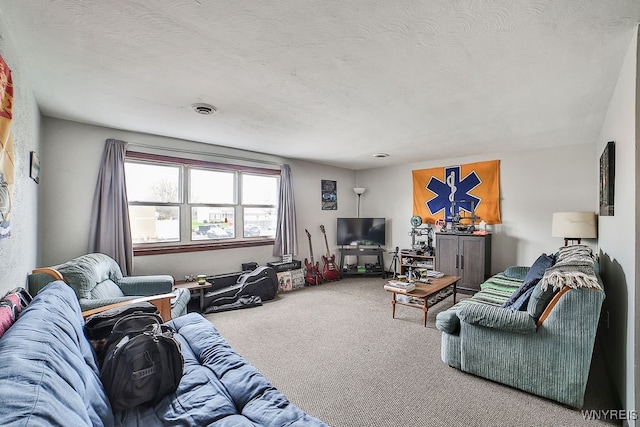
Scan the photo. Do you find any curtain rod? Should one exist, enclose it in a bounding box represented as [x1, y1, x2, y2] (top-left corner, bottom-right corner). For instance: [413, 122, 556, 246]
[126, 142, 283, 167]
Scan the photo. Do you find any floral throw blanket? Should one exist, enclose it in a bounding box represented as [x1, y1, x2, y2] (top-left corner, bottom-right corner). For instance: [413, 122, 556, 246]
[540, 245, 601, 291]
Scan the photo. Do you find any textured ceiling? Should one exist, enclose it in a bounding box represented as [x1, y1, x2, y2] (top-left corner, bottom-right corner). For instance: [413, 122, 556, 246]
[1, 1, 639, 170]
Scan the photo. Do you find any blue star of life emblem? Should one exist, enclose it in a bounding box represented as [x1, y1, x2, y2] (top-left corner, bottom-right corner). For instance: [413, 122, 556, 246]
[425, 166, 482, 217]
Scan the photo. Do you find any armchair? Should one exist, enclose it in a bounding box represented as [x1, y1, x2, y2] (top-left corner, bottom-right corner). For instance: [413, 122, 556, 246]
[28, 253, 190, 320]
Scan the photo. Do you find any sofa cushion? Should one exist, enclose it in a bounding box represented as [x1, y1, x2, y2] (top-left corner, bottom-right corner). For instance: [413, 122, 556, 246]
[458, 304, 537, 334]
[502, 253, 554, 310]
[0, 281, 114, 426]
[91, 279, 126, 299]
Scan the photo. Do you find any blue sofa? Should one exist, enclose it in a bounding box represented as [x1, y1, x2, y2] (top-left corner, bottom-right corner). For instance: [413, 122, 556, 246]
[0, 281, 326, 426]
[435, 245, 605, 408]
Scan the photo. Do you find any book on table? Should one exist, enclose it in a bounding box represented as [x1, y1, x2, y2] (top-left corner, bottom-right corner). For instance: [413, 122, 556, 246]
[426, 270, 444, 278]
[384, 281, 416, 293]
[386, 280, 415, 289]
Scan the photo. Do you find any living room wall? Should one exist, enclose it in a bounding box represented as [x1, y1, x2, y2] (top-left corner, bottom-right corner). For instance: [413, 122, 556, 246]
[596, 26, 638, 424]
[0, 25, 42, 296]
[38, 117, 357, 278]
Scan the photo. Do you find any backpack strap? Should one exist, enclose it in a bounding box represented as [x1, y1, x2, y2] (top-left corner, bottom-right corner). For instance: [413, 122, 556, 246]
[152, 325, 181, 403]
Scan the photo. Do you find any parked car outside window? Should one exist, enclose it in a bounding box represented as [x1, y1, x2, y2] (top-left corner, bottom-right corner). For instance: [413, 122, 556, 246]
[206, 225, 232, 239]
[244, 224, 261, 237]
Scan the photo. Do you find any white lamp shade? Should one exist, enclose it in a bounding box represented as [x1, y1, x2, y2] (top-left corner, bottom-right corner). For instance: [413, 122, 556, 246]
[551, 212, 597, 239]
[353, 187, 366, 195]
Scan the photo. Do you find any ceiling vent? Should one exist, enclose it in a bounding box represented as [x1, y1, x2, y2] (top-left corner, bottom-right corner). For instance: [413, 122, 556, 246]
[191, 103, 219, 115]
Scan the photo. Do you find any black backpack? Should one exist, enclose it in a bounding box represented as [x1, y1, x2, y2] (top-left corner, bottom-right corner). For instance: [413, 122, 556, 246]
[84, 302, 159, 365]
[98, 312, 184, 412]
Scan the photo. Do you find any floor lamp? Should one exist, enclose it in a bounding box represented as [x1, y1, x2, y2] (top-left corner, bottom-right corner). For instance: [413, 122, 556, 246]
[353, 187, 366, 218]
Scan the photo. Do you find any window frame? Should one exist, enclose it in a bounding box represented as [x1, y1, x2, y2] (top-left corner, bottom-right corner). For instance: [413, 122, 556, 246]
[126, 151, 279, 256]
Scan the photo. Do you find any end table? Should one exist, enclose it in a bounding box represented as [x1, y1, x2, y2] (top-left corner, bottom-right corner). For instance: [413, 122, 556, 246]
[174, 280, 212, 311]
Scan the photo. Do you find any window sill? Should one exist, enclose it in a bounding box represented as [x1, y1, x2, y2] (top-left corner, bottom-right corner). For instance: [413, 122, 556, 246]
[133, 239, 275, 256]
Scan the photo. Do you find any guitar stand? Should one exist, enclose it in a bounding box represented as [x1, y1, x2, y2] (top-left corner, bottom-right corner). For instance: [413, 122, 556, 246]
[388, 246, 400, 279]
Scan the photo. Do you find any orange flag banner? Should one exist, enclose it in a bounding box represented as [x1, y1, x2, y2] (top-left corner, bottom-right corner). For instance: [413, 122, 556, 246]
[412, 160, 501, 225]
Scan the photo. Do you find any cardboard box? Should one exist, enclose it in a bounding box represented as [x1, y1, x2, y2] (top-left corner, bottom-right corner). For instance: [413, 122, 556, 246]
[290, 269, 305, 290]
[276, 268, 305, 292]
[277, 271, 293, 292]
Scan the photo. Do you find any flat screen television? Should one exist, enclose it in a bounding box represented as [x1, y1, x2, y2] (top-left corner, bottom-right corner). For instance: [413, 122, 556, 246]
[337, 217, 386, 246]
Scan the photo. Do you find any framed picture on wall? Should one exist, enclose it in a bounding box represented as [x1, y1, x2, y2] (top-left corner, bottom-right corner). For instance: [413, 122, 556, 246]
[321, 180, 337, 210]
[599, 141, 614, 216]
[29, 151, 40, 184]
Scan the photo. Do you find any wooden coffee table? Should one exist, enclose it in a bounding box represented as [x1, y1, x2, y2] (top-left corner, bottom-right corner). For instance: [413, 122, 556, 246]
[384, 275, 461, 327]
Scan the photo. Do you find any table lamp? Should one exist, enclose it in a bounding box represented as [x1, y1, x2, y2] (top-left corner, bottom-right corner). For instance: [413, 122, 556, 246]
[551, 212, 597, 246]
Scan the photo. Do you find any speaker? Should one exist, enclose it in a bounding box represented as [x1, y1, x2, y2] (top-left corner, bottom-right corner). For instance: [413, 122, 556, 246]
[242, 262, 259, 272]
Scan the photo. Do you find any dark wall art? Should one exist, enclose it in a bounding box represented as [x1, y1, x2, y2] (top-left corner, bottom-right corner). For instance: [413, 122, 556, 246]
[321, 180, 337, 210]
[599, 141, 615, 216]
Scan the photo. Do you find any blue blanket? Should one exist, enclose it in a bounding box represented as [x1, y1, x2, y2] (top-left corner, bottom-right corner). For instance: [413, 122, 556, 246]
[0, 281, 326, 426]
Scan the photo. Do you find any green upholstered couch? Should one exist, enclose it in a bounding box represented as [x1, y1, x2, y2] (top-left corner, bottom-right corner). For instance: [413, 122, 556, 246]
[28, 253, 190, 320]
[435, 245, 605, 408]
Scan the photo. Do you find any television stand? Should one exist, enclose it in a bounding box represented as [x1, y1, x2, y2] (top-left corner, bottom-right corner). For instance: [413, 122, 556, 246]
[338, 247, 385, 278]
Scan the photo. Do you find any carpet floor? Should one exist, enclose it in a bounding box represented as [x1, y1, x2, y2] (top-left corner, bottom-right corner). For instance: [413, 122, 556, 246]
[203, 277, 619, 427]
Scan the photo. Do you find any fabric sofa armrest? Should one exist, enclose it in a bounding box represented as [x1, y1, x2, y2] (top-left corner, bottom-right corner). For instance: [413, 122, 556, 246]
[458, 304, 537, 334]
[28, 268, 65, 296]
[118, 275, 174, 296]
[436, 309, 460, 334]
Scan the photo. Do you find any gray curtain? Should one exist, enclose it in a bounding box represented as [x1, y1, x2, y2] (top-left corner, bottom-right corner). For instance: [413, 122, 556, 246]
[88, 139, 133, 275]
[273, 164, 298, 257]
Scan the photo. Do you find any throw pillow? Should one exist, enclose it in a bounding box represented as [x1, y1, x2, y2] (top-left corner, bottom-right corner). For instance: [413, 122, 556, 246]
[0, 296, 19, 338]
[502, 253, 554, 309]
[507, 286, 536, 311]
[523, 253, 555, 283]
[0, 288, 33, 338]
[527, 282, 559, 320]
[503, 266, 529, 281]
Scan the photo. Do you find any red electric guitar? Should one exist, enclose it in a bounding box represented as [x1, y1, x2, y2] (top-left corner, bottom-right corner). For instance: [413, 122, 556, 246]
[320, 225, 340, 281]
[304, 229, 322, 285]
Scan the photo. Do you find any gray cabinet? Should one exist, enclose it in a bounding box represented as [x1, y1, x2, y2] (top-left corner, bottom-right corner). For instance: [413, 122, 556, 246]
[435, 233, 491, 292]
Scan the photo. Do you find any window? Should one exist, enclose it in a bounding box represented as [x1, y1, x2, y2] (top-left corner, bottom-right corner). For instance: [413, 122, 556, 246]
[125, 162, 181, 243]
[125, 151, 279, 252]
[241, 174, 278, 238]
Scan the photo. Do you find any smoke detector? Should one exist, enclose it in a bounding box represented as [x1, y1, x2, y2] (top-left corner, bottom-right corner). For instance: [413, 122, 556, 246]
[191, 103, 219, 115]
